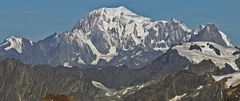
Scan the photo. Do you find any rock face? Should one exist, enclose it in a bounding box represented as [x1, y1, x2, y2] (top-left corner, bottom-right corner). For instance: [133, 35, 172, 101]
[0, 47, 194, 101]
[190, 24, 232, 46]
[124, 59, 240, 101]
[0, 6, 233, 68]
[1, 56, 240, 101]
[0, 59, 105, 101]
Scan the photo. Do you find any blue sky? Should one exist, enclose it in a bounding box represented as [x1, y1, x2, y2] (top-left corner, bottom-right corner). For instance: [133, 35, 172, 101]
[0, 0, 239, 46]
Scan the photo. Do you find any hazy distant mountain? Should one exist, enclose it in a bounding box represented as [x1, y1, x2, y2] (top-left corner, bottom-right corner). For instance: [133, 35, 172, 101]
[0, 6, 234, 68]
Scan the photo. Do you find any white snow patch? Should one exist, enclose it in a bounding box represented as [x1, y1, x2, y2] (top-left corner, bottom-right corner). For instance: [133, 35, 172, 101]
[197, 85, 203, 90]
[138, 84, 147, 90]
[169, 93, 186, 101]
[159, 20, 168, 24]
[116, 64, 124, 67]
[212, 72, 240, 88]
[92, 81, 116, 96]
[159, 40, 166, 44]
[77, 57, 85, 64]
[131, 51, 143, 58]
[151, 40, 154, 44]
[119, 56, 127, 62]
[193, 92, 200, 97]
[72, 52, 85, 64]
[184, 66, 189, 70]
[153, 47, 169, 51]
[219, 31, 232, 46]
[63, 62, 72, 68]
[100, 46, 118, 62]
[122, 87, 134, 95]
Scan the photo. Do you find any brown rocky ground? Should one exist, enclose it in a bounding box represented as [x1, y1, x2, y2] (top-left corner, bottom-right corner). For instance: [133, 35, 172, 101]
[41, 94, 76, 101]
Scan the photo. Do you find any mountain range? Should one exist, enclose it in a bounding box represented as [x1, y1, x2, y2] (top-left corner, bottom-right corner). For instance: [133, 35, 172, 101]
[0, 6, 233, 68]
[0, 6, 240, 101]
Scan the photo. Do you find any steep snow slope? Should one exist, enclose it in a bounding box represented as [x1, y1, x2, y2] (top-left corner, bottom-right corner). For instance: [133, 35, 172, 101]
[212, 72, 240, 88]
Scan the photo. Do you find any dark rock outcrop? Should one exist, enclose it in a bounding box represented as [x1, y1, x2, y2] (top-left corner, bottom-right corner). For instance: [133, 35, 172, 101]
[191, 24, 230, 46]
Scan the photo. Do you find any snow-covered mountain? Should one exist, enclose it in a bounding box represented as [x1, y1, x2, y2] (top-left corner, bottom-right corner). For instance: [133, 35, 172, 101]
[0, 6, 235, 68]
[0, 36, 33, 60]
[0, 36, 33, 53]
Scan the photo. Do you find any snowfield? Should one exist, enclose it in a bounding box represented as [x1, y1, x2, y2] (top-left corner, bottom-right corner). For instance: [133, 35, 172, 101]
[173, 42, 240, 70]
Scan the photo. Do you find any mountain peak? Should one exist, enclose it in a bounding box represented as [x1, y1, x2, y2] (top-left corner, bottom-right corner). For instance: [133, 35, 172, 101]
[0, 36, 24, 53]
[89, 6, 136, 17]
[103, 6, 129, 11]
[0, 36, 33, 53]
[169, 18, 178, 23]
[204, 23, 218, 31]
[190, 23, 232, 46]
[5, 36, 24, 45]
[168, 18, 192, 32]
[73, 6, 149, 32]
[7, 35, 21, 40]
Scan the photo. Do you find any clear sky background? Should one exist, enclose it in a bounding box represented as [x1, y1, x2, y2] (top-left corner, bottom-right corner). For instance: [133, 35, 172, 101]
[0, 0, 239, 46]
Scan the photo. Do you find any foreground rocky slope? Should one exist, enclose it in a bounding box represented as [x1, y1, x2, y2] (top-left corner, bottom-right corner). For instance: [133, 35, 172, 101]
[0, 44, 240, 100]
[41, 94, 77, 101]
[0, 59, 103, 101]
[125, 60, 227, 101]
[0, 47, 192, 100]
